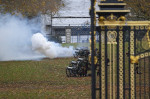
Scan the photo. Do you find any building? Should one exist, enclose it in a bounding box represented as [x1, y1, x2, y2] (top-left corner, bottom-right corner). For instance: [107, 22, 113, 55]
[42, 0, 99, 43]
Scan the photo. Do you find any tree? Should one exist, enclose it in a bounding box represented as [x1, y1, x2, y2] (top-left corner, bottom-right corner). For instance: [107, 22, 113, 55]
[125, 0, 150, 20]
[0, 0, 65, 17]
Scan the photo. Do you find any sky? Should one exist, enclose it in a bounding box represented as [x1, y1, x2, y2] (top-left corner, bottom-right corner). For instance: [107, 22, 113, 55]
[52, 0, 99, 26]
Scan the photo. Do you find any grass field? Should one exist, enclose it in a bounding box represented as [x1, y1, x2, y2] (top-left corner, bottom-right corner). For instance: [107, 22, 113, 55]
[0, 58, 91, 99]
[0, 42, 149, 99]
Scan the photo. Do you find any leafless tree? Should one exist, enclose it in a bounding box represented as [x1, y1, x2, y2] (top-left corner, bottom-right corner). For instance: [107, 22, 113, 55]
[125, 0, 150, 20]
[0, 0, 66, 17]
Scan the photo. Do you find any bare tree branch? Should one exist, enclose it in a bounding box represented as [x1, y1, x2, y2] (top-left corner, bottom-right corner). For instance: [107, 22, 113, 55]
[0, 0, 65, 17]
[125, 0, 150, 20]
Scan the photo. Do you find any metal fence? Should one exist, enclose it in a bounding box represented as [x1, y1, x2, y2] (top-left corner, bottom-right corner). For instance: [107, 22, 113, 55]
[96, 26, 150, 99]
[50, 25, 99, 43]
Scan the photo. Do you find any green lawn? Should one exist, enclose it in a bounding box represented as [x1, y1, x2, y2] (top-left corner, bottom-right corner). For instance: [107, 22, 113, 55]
[0, 58, 91, 99]
[0, 43, 97, 99]
[61, 43, 91, 49]
[0, 42, 149, 99]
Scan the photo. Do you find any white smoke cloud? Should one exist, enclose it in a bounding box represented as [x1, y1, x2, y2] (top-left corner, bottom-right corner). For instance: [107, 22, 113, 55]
[0, 14, 44, 61]
[31, 33, 74, 59]
[0, 14, 74, 61]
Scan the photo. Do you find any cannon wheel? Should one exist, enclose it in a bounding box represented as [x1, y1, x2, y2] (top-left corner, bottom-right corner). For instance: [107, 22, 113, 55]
[66, 68, 71, 77]
[66, 68, 76, 77]
[77, 66, 87, 77]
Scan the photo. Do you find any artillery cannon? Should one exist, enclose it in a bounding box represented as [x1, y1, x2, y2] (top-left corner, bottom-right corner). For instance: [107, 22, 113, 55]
[66, 47, 98, 77]
[66, 47, 110, 77]
[66, 47, 90, 77]
[66, 58, 89, 77]
[73, 47, 90, 58]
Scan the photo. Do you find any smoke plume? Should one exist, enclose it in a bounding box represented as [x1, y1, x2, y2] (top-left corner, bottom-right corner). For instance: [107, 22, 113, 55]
[31, 33, 74, 59]
[0, 14, 74, 61]
[0, 14, 44, 61]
